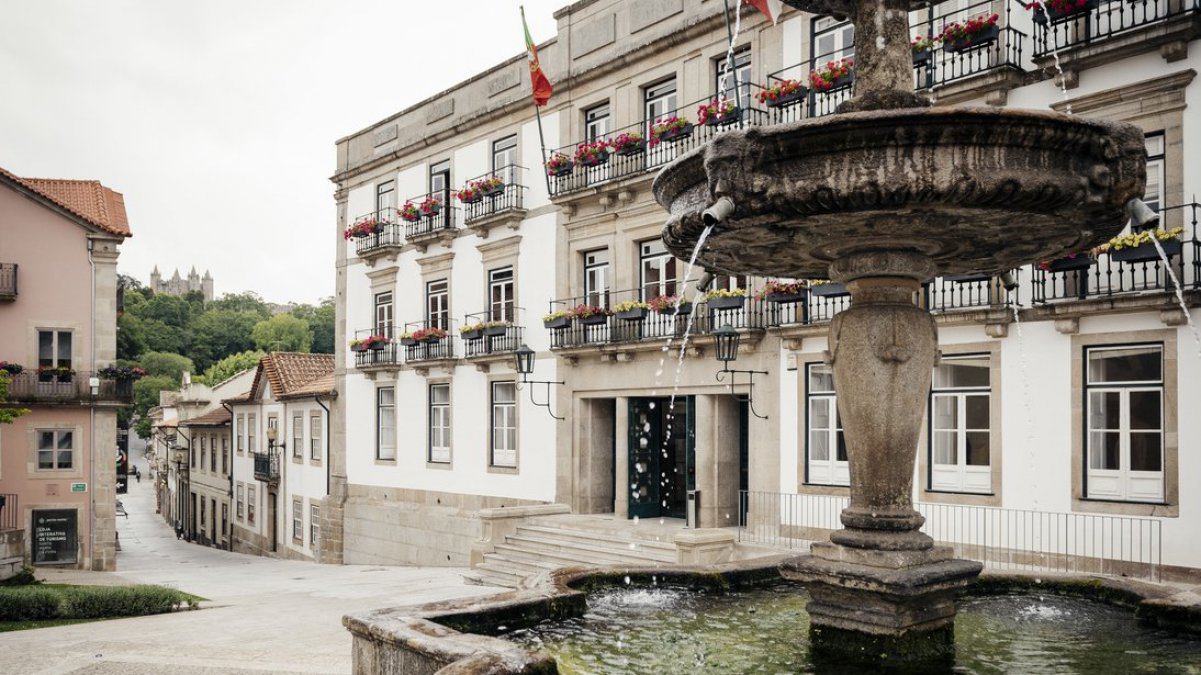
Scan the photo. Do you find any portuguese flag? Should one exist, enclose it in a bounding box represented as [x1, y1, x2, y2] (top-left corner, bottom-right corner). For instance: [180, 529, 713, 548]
[745, 0, 784, 24]
[522, 6, 553, 107]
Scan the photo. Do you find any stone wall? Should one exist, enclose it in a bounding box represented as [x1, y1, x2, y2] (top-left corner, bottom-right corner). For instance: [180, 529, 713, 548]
[0, 529, 24, 581]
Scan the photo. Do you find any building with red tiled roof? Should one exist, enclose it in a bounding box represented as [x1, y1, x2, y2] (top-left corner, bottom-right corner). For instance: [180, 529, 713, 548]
[0, 166, 132, 571]
[225, 352, 335, 560]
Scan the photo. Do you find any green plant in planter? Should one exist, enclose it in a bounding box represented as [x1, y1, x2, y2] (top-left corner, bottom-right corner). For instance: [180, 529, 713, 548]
[754, 280, 806, 300]
[647, 294, 691, 315]
[1095, 227, 1183, 253]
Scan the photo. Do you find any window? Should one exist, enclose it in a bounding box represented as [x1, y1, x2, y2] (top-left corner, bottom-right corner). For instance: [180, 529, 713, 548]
[222, 436, 228, 474]
[292, 498, 303, 542]
[377, 387, 396, 460]
[37, 330, 72, 370]
[221, 503, 228, 542]
[491, 382, 517, 468]
[430, 159, 451, 204]
[310, 413, 321, 460]
[376, 180, 396, 214]
[583, 249, 610, 308]
[644, 79, 678, 128]
[640, 239, 677, 301]
[427, 279, 450, 330]
[715, 48, 751, 107]
[489, 267, 515, 323]
[929, 355, 992, 494]
[199, 436, 206, 471]
[310, 504, 320, 549]
[237, 484, 244, 520]
[813, 17, 854, 62]
[375, 291, 394, 338]
[200, 498, 207, 537]
[267, 415, 277, 449]
[292, 413, 303, 459]
[805, 364, 848, 486]
[1143, 133, 1165, 217]
[429, 383, 452, 463]
[36, 430, 73, 470]
[237, 414, 245, 453]
[248, 414, 257, 454]
[190, 444, 196, 469]
[1085, 345, 1164, 502]
[248, 486, 256, 524]
[210, 434, 217, 472]
[493, 135, 518, 185]
[584, 103, 611, 142]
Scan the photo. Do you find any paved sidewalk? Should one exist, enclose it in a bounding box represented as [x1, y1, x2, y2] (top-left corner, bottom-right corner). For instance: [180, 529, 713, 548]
[0, 455, 500, 674]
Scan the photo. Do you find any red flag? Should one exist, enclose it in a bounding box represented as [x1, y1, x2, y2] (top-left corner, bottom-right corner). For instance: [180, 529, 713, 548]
[744, 0, 784, 24]
[522, 7, 553, 107]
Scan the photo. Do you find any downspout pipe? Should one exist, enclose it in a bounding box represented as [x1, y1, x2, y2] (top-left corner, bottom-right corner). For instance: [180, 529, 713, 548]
[314, 396, 333, 499]
[221, 402, 235, 551]
[87, 238, 96, 569]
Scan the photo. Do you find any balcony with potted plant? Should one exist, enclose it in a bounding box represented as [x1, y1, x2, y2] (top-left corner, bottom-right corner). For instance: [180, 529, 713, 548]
[403, 322, 457, 372]
[924, 8, 1026, 98]
[402, 193, 457, 252]
[351, 325, 401, 372]
[460, 310, 525, 363]
[0, 263, 16, 302]
[757, 79, 809, 124]
[346, 208, 403, 265]
[459, 165, 528, 237]
[2, 365, 133, 405]
[1027, 0, 1194, 71]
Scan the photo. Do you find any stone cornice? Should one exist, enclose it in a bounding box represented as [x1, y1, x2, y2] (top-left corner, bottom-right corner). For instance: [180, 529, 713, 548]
[1051, 69, 1196, 116]
[416, 251, 455, 274]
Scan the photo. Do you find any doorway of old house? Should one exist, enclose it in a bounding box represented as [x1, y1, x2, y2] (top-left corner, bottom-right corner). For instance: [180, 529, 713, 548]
[627, 397, 694, 520]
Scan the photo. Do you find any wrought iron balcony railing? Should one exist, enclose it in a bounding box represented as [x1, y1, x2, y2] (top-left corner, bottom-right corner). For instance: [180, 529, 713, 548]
[403, 193, 457, 241]
[0, 493, 17, 532]
[1031, 0, 1196, 57]
[253, 450, 279, 483]
[1, 370, 135, 404]
[0, 263, 16, 301]
[351, 322, 403, 369]
[350, 208, 404, 258]
[461, 165, 527, 225]
[461, 308, 526, 358]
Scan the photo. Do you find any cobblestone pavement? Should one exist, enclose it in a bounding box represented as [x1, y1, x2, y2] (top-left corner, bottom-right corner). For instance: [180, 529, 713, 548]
[0, 455, 498, 674]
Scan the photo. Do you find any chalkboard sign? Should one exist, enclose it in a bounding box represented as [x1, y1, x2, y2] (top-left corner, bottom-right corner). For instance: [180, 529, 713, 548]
[116, 449, 128, 495]
[32, 509, 77, 564]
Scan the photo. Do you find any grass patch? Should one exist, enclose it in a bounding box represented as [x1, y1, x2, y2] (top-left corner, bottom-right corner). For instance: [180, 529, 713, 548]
[0, 617, 102, 632]
[0, 583, 202, 627]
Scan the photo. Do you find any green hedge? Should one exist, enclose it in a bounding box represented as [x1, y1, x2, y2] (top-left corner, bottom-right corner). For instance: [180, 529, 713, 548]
[0, 584, 199, 622]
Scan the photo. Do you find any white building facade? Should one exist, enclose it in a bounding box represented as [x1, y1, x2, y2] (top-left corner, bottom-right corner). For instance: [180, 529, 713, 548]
[330, 0, 1200, 579]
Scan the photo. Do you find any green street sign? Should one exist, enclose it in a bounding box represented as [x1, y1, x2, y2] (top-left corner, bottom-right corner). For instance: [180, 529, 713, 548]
[70, 483, 87, 493]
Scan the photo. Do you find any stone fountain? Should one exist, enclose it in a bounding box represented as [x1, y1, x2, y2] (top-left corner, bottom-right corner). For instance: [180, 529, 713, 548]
[653, 0, 1147, 665]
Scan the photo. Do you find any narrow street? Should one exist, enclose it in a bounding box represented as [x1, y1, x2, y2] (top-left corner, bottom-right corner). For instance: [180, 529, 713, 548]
[0, 455, 497, 675]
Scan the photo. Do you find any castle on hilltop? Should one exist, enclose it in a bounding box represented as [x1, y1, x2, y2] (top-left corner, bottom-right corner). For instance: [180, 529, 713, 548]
[150, 266, 213, 301]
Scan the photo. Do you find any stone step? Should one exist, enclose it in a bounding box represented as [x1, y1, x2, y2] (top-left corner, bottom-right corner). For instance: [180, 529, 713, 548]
[508, 531, 677, 564]
[462, 567, 522, 589]
[479, 552, 559, 576]
[496, 540, 673, 569]
[516, 525, 677, 555]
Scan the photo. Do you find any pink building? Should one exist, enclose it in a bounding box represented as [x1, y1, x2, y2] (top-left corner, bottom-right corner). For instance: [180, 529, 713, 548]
[0, 167, 132, 571]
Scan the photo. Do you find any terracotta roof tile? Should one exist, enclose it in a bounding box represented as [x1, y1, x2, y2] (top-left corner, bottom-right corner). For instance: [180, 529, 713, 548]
[237, 352, 335, 402]
[0, 166, 132, 237]
[279, 372, 336, 400]
[179, 407, 232, 427]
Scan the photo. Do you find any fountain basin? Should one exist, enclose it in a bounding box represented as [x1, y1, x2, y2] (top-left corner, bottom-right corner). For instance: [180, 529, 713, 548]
[653, 107, 1147, 279]
[343, 562, 1201, 675]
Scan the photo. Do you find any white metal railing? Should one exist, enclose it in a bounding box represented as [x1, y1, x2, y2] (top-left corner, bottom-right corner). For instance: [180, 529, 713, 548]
[739, 490, 1162, 581]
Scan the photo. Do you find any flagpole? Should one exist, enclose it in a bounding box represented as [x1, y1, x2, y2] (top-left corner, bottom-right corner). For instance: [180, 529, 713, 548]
[522, 5, 554, 198]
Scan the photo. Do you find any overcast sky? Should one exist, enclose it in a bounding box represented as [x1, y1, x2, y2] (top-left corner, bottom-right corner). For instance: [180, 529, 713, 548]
[0, 1, 563, 305]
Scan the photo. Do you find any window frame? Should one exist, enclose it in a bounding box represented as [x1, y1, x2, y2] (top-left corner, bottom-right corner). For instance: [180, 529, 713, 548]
[488, 267, 516, 323]
[247, 485, 256, 525]
[490, 381, 518, 469]
[376, 179, 396, 214]
[714, 48, 752, 106]
[927, 353, 993, 495]
[492, 135, 518, 185]
[36, 429, 74, 471]
[584, 102, 611, 142]
[37, 329, 73, 370]
[804, 363, 848, 487]
[429, 383, 452, 464]
[292, 412, 304, 459]
[236, 484, 245, 520]
[374, 291, 394, 338]
[310, 503, 320, 549]
[639, 239, 677, 302]
[377, 387, 396, 461]
[426, 279, 450, 331]
[310, 412, 322, 461]
[292, 497, 304, 543]
[583, 248, 610, 308]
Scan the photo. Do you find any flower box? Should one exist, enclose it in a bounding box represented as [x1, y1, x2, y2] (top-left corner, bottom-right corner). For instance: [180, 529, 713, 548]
[943, 273, 990, 283]
[614, 140, 646, 156]
[1110, 238, 1182, 263]
[423, 203, 441, 218]
[483, 324, 509, 338]
[579, 313, 609, 326]
[658, 123, 694, 144]
[351, 343, 368, 352]
[369, 341, 386, 351]
[765, 291, 807, 304]
[943, 24, 1000, 53]
[703, 107, 741, 127]
[579, 150, 610, 168]
[666, 302, 694, 316]
[57, 373, 73, 383]
[38, 372, 55, 383]
[819, 73, 854, 92]
[482, 183, 505, 198]
[615, 307, 648, 321]
[549, 161, 574, 177]
[400, 337, 418, 347]
[461, 331, 484, 342]
[706, 296, 746, 310]
[1033, 0, 1099, 24]
[913, 49, 933, 66]
[459, 192, 483, 204]
[810, 283, 849, 298]
[544, 316, 571, 330]
[421, 335, 443, 344]
[767, 88, 808, 107]
[1042, 256, 1094, 272]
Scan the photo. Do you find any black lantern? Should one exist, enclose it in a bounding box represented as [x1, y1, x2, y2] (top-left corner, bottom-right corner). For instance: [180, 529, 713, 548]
[711, 324, 770, 420]
[512, 344, 565, 420]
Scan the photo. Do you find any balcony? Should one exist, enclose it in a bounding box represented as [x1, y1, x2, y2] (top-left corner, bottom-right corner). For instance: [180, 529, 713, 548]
[351, 322, 403, 372]
[548, 100, 769, 200]
[2, 370, 135, 405]
[253, 451, 279, 483]
[1033, 202, 1200, 304]
[0, 493, 17, 532]
[461, 165, 528, 238]
[403, 193, 457, 251]
[1030, 0, 1199, 73]
[461, 310, 526, 364]
[349, 208, 404, 266]
[0, 263, 16, 301]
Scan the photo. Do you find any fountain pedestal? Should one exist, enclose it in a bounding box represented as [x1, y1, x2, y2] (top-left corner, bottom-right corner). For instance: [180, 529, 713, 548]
[779, 251, 982, 663]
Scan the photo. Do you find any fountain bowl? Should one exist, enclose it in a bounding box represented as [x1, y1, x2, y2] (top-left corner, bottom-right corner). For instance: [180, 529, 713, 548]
[653, 106, 1147, 279]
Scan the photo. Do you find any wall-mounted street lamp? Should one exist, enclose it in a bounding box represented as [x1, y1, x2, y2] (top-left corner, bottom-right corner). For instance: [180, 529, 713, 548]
[514, 344, 565, 420]
[712, 324, 769, 420]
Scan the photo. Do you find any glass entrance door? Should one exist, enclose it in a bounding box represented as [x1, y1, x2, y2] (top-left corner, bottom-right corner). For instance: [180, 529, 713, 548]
[627, 397, 692, 520]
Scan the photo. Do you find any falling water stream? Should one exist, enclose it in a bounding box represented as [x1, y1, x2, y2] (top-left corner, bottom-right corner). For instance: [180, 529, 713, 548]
[1150, 236, 1201, 353]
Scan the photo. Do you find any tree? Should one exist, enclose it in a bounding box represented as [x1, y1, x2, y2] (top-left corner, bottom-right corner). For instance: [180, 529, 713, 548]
[138, 293, 192, 328]
[132, 375, 176, 439]
[189, 310, 260, 371]
[251, 314, 312, 353]
[197, 350, 264, 385]
[209, 292, 272, 320]
[0, 374, 29, 424]
[138, 351, 195, 384]
[117, 313, 146, 360]
[117, 273, 144, 292]
[291, 297, 334, 354]
[139, 318, 190, 355]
